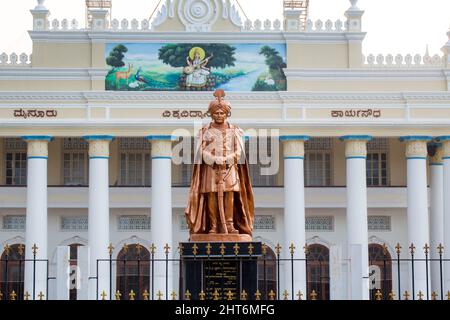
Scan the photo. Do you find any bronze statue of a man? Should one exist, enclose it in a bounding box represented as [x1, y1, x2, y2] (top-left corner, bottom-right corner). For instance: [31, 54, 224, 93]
[185, 89, 254, 240]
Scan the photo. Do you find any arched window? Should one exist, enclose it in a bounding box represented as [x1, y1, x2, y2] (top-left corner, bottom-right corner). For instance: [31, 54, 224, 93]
[257, 246, 277, 299]
[68, 243, 84, 301]
[116, 244, 150, 300]
[0, 244, 25, 300]
[306, 244, 330, 300]
[368, 243, 392, 300]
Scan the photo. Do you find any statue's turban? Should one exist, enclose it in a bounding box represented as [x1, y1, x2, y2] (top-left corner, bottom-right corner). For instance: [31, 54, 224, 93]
[208, 89, 231, 114]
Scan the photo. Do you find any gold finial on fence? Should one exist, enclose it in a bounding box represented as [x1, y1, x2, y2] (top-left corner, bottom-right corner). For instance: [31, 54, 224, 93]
[122, 243, 129, 253]
[289, 243, 296, 255]
[205, 243, 212, 256]
[164, 243, 171, 255]
[220, 243, 226, 256]
[297, 291, 303, 300]
[18, 244, 24, 257]
[388, 291, 395, 300]
[254, 290, 261, 300]
[275, 243, 282, 255]
[0, 291, 3, 300]
[157, 290, 163, 300]
[283, 290, 289, 300]
[108, 243, 114, 256]
[136, 243, 142, 256]
[129, 290, 136, 300]
[374, 290, 382, 300]
[192, 244, 199, 256]
[431, 292, 438, 300]
[248, 243, 254, 255]
[446, 291, 450, 300]
[184, 290, 191, 300]
[115, 290, 121, 300]
[240, 290, 248, 300]
[9, 290, 17, 301]
[150, 243, 156, 255]
[142, 290, 149, 300]
[268, 290, 276, 300]
[417, 291, 424, 300]
[38, 291, 45, 300]
[24, 291, 30, 300]
[100, 291, 107, 300]
[171, 291, 177, 300]
[409, 243, 416, 255]
[437, 243, 444, 255]
[233, 243, 240, 256]
[212, 290, 220, 301]
[226, 290, 234, 300]
[310, 290, 318, 300]
[262, 243, 268, 256]
[423, 243, 430, 255]
[3, 244, 10, 256]
[382, 243, 388, 256]
[395, 243, 402, 255]
[403, 291, 410, 300]
[178, 244, 184, 255]
[303, 244, 309, 255]
[199, 290, 206, 300]
[32, 244, 39, 255]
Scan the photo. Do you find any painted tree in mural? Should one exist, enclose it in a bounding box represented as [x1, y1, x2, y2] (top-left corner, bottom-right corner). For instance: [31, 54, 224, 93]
[253, 45, 287, 91]
[106, 44, 128, 70]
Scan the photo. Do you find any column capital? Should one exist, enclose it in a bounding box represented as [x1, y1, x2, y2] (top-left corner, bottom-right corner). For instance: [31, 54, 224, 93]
[22, 136, 53, 158]
[280, 136, 309, 159]
[340, 136, 372, 158]
[428, 143, 444, 165]
[436, 136, 450, 158]
[83, 136, 114, 158]
[400, 136, 432, 159]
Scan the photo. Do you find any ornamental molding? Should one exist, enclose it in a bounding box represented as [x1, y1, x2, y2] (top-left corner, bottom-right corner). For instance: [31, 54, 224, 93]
[0, 91, 449, 103]
[441, 140, 450, 158]
[430, 145, 444, 163]
[28, 30, 361, 44]
[285, 69, 447, 81]
[0, 68, 109, 81]
[178, 0, 220, 32]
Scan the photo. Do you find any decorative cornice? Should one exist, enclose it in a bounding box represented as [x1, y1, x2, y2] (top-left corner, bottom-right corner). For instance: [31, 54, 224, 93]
[285, 69, 447, 81]
[0, 68, 109, 81]
[0, 91, 448, 103]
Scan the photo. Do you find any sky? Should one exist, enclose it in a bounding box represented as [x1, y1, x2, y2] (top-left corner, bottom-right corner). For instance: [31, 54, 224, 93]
[0, 0, 448, 56]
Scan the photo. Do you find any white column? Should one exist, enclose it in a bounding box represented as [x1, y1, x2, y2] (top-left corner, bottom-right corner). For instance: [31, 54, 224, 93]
[341, 135, 372, 300]
[428, 143, 444, 294]
[84, 135, 113, 300]
[56, 246, 70, 300]
[23, 136, 52, 300]
[147, 135, 175, 299]
[400, 136, 432, 298]
[437, 136, 450, 293]
[280, 136, 309, 299]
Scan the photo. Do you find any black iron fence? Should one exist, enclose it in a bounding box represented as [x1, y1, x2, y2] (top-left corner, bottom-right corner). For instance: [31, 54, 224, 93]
[1, 242, 450, 300]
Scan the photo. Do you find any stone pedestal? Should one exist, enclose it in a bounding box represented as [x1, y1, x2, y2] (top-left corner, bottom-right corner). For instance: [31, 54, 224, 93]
[180, 242, 262, 300]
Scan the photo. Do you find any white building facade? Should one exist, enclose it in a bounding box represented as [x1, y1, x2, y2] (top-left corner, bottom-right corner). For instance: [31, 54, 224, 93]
[0, 0, 450, 300]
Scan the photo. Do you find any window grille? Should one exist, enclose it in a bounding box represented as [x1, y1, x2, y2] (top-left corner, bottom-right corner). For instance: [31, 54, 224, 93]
[368, 216, 391, 231]
[63, 138, 88, 150]
[305, 216, 333, 231]
[118, 215, 151, 230]
[61, 217, 88, 231]
[254, 215, 276, 230]
[2, 215, 26, 230]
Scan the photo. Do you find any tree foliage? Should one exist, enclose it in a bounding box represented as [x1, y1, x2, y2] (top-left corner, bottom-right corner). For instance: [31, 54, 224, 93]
[259, 46, 287, 79]
[106, 44, 128, 69]
[158, 44, 236, 69]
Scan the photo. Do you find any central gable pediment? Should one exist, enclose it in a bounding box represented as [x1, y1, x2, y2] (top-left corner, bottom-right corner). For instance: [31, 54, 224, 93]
[152, 0, 242, 32]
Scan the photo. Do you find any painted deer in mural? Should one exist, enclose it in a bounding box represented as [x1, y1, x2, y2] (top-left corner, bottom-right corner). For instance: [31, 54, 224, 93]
[115, 63, 133, 89]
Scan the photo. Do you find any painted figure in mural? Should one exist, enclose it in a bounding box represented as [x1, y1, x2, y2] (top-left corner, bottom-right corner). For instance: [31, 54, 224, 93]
[184, 47, 214, 88]
[185, 89, 254, 240]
